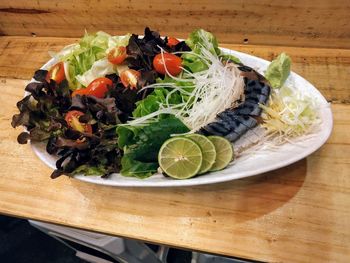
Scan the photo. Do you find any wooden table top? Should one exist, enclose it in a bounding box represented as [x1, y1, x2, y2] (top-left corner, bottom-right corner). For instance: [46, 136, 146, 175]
[0, 36, 349, 262]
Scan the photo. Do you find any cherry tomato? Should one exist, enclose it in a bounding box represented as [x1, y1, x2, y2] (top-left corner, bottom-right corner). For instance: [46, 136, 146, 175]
[72, 77, 112, 98]
[167, 37, 180, 47]
[107, 46, 127, 65]
[153, 53, 182, 76]
[46, 62, 65, 84]
[120, 69, 141, 89]
[65, 110, 92, 134]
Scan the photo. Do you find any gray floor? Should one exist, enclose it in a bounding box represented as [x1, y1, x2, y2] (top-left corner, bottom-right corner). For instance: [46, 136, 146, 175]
[0, 215, 254, 263]
[0, 215, 86, 263]
[0, 215, 193, 263]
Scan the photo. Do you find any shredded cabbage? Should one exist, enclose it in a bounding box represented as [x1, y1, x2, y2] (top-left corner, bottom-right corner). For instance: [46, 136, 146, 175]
[260, 86, 321, 143]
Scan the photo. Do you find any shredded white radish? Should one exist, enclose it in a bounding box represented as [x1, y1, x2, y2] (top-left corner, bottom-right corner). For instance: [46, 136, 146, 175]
[182, 60, 244, 131]
[127, 43, 245, 131]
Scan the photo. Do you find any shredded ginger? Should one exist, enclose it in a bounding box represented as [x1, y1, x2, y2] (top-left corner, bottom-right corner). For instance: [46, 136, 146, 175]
[260, 86, 321, 144]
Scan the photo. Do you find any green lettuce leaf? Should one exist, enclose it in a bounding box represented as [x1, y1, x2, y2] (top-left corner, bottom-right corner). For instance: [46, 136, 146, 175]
[132, 93, 161, 118]
[264, 52, 292, 89]
[219, 54, 241, 64]
[117, 117, 189, 178]
[75, 58, 115, 87]
[185, 29, 220, 55]
[181, 29, 219, 73]
[181, 54, 209, 73]
[120, 158, 159, 178]
[72, 164, 107, 176]
[132, 76, 193, 118]
[182, 29, 240, 73]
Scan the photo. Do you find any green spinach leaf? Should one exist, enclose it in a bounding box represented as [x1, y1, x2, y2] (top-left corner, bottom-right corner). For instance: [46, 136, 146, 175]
[117, 117, 189, 178]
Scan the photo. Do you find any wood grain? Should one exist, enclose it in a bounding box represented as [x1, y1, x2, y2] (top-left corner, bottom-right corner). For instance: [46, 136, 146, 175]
[1, 37, 350, 262]
[0, 36, 349, 104]
[0, 0, 350, 48]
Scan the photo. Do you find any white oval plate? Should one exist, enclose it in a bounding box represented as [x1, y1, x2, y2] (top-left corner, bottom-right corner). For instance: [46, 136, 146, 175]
[31, 48, 333, 187]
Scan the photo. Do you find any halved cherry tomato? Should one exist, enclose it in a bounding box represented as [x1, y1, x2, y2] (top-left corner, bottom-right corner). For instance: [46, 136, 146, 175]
[65, 110, 92, 134]
[108, 46, 127, 65]
[46, 62, 65, 84]
[120, 69, 141, 89]
[72, 77, 112, 98]
[153, 53, 182, 76]
[167, 37, 180, 47]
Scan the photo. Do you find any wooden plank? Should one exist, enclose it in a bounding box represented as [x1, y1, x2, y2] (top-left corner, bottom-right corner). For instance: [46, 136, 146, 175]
[0, 36, 349, 103]
[0, 36, 76, 79]
[0, 77, 349, 262]
[0, 0, 350, 48]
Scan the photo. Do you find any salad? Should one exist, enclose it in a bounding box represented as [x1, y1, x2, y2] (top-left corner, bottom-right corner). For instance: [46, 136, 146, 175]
[11, 28, 320, 180]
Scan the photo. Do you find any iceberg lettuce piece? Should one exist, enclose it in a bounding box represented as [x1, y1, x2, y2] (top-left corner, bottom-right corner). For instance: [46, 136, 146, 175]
[106, 33, 131, 53]
[57, 31, 131, 89]
[75, 58, 115, 87]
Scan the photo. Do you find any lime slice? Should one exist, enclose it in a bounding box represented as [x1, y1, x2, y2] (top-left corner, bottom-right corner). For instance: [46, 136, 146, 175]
[186, 134, 216, 174]
[158, 137, 202, 179]
[208, 136, 234, 171]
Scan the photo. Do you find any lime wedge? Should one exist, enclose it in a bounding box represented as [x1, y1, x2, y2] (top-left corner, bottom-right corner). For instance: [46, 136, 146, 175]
[158, 137, 202, 179]
[186, 134, 216, 174]
[208, 136, 234, 171]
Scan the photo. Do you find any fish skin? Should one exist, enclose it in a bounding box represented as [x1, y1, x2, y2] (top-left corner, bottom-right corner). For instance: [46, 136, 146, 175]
[234, 100, 262, 116]
[196, 66, 271, 142]
[245, 93, 269, 104]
